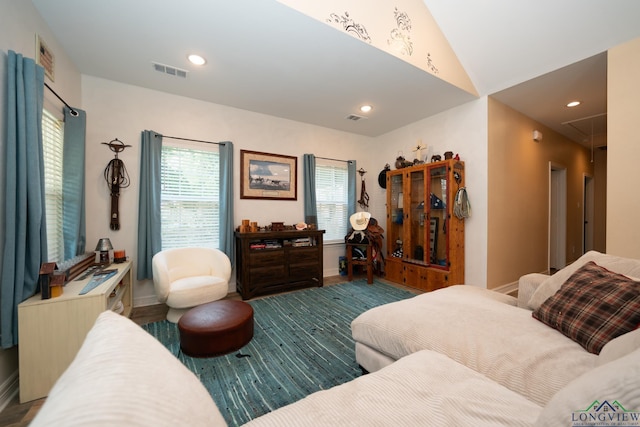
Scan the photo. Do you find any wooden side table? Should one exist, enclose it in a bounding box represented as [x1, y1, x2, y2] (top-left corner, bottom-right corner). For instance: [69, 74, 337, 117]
[346, 243, 373, 284]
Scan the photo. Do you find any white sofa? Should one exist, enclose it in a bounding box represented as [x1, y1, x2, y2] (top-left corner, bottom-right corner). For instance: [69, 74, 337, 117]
[31, 251, 640, 426]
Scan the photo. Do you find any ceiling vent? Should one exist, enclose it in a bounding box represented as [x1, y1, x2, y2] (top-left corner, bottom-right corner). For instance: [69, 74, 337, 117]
[345, 114, 367, 121]
[152, 62, 188, 78]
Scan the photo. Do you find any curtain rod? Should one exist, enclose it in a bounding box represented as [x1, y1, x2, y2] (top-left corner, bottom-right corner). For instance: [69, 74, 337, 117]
[44, 82, 79, 117]
[155, 133, 222, 146]
[316, 156, 353, 164]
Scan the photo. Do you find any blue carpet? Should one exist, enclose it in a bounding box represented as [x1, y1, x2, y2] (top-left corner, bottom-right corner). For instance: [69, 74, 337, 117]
[142, 279, 415, 426]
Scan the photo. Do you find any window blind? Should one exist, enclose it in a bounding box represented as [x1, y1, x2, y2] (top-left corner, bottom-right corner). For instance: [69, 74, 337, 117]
[160, 145, 220, 249]
[316, 161, 348, 242]
[42, 109, 64, 262]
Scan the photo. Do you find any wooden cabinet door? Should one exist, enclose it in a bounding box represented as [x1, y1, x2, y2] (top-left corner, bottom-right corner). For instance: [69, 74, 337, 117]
[403, 263, 427, 289]
[426, 269, 449, 292]
[385, 258, 403, 283]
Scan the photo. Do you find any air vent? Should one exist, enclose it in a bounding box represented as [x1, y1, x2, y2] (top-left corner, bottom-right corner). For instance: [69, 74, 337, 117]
[152, 62, 188, 78]
[345, 114, 367, 121]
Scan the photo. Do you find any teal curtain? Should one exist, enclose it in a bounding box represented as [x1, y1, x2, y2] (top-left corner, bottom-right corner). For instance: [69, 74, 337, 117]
[1, 51, 46, 348]
[62, 106, 87, 258]
[136, 130, 162, 280]
[303, 154, 317, 225]
[219, 141, 234, 264]
[347, 160, 357, 218]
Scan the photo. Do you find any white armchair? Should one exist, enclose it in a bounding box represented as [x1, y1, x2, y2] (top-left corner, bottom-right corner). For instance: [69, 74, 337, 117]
[152, 247, 232, 323]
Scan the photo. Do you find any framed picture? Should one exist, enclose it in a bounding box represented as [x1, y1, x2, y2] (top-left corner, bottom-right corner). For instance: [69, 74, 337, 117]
[35, 34, 55, 82]
[240, 150, 297, 200]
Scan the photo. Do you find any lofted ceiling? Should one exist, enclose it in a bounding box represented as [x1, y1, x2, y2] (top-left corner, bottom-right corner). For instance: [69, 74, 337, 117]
[31, 0, 640, 145]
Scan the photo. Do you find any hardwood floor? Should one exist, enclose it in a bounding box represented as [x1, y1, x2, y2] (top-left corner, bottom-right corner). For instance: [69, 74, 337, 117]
[0, 274, 411, 425]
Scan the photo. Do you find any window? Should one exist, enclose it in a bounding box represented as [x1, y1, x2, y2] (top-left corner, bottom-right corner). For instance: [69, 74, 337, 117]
[160, 143, 220, 250]
[315, 159, 349, 242]
[42, 109, 64, 262]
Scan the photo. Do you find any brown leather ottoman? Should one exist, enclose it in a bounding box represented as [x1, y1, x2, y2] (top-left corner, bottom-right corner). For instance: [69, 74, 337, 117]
[178, 300, 254, 357]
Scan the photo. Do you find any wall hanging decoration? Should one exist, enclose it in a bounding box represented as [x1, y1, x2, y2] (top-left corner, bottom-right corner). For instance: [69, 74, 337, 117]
[240, 150, 297, 200]
[412, 141, 426, 164]
[35, 34, 55, 81]
[102, 138, 131, 230]
[378, 164, 390, 189]
[357, 168, 369, 209]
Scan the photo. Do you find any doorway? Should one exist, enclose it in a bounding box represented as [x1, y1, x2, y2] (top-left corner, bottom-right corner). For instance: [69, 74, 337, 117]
[549, 164, 567, 271]
[583, 174, 594, 253]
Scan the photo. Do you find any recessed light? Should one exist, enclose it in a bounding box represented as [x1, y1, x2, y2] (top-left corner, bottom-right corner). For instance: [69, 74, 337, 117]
[566, 100, 581, 108]
[360, 105, 372, 113]
[188, 54, 206, 66]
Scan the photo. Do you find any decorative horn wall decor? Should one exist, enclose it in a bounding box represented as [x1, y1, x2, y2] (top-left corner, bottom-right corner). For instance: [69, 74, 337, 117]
[102, 138, 131, 231]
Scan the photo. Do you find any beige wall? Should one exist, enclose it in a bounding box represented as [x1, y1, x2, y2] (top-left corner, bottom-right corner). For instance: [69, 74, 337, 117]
[487, 98, 596, 289]
[592, 147, 607, 252]
[607, 37, 640, 258]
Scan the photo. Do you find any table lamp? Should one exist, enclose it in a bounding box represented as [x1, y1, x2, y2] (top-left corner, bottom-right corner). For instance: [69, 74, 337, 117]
[95, 238, 113, 264]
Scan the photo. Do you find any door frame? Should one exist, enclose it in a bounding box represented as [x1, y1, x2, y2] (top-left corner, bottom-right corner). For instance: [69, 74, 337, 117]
[549, 163, 567, 270]
[583, 173, 595, 254]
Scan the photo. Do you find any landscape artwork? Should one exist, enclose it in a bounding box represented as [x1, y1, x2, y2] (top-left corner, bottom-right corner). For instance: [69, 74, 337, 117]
[240, 150, 297, 200]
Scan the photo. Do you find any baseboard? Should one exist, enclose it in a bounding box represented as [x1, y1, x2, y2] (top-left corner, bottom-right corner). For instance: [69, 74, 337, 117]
[324, 267, 339, 277]
[491, 281, 519, 297]
[134, 295, 162, 307]
[0, 370, 19, 412]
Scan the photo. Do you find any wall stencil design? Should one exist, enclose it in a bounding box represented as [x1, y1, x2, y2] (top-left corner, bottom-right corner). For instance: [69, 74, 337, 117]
[327, 11, 371, 43]
[388, 8, 413, 56]
[426, 53, 439, 74]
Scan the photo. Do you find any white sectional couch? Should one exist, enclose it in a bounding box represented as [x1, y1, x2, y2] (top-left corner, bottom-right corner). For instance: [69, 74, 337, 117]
[349, 250, 640, 418]
[31, 250, 640, 426]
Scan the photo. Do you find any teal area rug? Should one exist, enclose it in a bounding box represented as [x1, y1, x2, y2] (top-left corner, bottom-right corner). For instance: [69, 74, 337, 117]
[142, 279, 415, 426]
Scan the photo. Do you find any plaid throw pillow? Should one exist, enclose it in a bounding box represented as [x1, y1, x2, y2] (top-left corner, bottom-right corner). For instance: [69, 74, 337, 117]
[532, 261, 640, 354]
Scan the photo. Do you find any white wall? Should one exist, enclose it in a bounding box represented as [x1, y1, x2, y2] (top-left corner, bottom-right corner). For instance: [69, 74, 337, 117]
[369, 98, 489, 287]
[82, 76, 493, 308]
[81, 75, 372, 306]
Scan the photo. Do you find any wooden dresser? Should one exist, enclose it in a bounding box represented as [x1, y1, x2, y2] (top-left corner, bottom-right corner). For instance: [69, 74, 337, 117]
[235, 230, 324, 300]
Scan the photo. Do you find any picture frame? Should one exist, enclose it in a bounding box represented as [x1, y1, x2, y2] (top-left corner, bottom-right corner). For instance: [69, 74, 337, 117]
[35, 34, 55, 82]
[240, 150, 297, 200]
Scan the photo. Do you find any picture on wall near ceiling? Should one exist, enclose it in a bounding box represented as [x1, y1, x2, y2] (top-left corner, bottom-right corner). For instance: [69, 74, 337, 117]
[35, 34, 55, 81]
[240, 150, 297, 200]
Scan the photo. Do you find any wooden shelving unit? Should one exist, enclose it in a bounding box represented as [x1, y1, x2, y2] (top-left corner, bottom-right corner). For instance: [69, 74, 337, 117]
[385, 159, 465, 292]
[17, 261, 133, 403]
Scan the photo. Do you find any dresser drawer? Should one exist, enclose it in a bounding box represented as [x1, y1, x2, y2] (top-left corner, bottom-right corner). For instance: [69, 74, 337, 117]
[249, 265, 287, 285]
[249, 249, 285, 267]
[288, 247, 319, 263]
[289, 263, 320, 280]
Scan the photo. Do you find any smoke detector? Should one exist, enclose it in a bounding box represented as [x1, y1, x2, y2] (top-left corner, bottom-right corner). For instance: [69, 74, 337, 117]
[152, 62, 188, 78]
